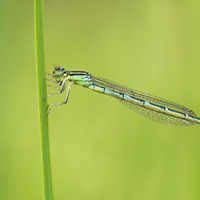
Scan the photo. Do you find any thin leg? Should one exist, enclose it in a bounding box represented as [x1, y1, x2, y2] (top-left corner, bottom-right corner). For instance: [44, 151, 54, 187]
[46, 72, 56, 79]
[46, 72, 63, 86]
[47, 82, 73, 115]
[44, 79, 66, 99]
[46, 84, 61, 91]
[45, 78, 60, 86]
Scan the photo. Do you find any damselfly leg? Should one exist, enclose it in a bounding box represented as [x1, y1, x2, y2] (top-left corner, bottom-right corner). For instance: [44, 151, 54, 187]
[45, 80, 73, 115]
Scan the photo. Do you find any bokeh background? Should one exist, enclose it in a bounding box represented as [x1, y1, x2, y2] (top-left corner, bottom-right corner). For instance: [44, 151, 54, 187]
[1, 0, 200, 199]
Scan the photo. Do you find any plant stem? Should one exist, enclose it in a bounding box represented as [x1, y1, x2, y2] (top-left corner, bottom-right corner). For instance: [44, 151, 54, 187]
[34, 0, 54, 199]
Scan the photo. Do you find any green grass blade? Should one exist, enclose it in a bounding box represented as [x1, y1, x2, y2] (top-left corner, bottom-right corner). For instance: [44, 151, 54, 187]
[34, 0, 54, 199]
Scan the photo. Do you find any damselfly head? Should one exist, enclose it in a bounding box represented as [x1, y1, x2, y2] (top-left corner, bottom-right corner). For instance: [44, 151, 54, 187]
[52, 67, 66, 77]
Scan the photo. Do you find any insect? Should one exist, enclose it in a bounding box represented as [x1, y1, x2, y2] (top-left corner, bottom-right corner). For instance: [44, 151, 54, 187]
[45, 67, 200, 126]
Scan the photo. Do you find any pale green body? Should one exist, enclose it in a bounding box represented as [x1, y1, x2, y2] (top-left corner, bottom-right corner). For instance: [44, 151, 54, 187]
[46, 67, 200, 126]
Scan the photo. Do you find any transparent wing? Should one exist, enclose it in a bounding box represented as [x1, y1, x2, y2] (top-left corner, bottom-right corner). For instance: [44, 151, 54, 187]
[119, 99, 195, 126]
[92, 76, 196, 126]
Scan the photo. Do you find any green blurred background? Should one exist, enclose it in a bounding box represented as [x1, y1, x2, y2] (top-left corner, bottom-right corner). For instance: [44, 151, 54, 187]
[1, 0, 200, 199]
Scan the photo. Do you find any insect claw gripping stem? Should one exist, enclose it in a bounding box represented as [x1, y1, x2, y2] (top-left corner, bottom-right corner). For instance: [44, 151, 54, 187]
[46, 82, 73, 115]
[45, 66, 73, 116]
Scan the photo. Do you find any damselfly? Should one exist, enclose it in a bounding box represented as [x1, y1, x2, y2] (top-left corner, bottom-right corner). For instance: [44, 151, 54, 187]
[45, 67, 200, 126]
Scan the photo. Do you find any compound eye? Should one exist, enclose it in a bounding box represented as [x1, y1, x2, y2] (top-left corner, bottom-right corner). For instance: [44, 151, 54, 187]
[55, 67, 65, 72]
